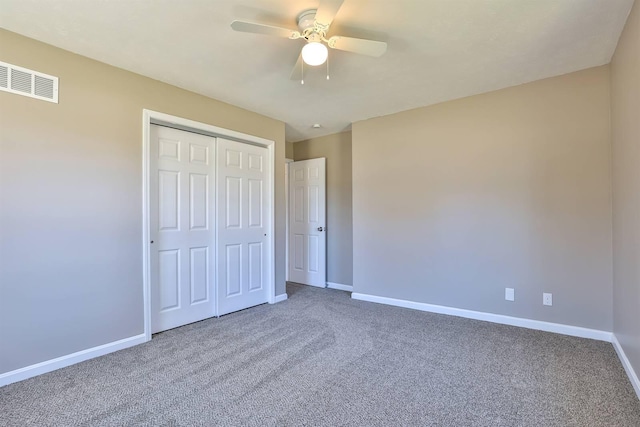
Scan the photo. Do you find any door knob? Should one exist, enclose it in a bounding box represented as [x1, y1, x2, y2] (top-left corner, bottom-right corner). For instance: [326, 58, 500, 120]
[317, 227, 324, 232]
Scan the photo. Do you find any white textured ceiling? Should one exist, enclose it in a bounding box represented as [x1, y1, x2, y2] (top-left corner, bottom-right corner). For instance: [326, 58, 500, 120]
[0, 0, 634, 141]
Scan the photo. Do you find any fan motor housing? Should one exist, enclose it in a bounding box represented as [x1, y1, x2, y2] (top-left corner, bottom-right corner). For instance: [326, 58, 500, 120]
[297, 9, 317, 32]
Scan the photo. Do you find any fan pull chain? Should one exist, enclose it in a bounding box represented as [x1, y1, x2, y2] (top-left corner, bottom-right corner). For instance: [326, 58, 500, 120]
[301, 57, 304, 85]
[326, 53, 330, 80]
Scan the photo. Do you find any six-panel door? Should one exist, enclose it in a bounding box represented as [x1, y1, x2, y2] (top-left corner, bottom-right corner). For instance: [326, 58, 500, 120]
[150, 127, 271, 331]
[288, 158, 326, 287]
[150, 125, 216, 333]
[216, 138, 270, 315]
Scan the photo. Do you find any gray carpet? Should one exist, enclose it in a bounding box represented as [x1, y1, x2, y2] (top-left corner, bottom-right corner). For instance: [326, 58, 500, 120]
[1, 283, 639, 426]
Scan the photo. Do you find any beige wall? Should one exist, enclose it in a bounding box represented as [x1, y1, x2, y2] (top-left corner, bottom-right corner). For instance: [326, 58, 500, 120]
[285, 141, 294, 159]
[611, 0, 640, 382]
[293, 132, 353, 286]
[0, 29, 286, 374]
[353, 66, 613, 330]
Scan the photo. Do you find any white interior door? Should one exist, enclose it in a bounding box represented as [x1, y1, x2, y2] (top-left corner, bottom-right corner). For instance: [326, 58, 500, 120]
[217, 138, 270, 315]
[150, 125, 216, 333]
[289, 158, 326, 287]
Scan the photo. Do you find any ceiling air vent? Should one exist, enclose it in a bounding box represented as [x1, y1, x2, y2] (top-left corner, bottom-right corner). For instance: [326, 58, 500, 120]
[0, 61, 58, 103]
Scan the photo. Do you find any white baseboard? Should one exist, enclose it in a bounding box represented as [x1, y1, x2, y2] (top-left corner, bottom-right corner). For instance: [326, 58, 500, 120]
[0, 333, 147, 388]
[273, 293, 288, 303]
[327, 282, 354, 292]
[353, 292, 640, 400]
[351, 292, 612, 342]
[612, 334, 640, 400]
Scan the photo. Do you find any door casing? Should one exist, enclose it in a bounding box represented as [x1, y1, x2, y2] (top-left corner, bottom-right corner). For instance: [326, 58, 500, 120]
[142, 109, 276, 342]
[284, 158, 293, 282]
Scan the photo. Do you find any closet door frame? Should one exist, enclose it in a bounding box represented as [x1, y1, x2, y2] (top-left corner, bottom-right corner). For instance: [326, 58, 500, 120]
[141, 109, 276, 342]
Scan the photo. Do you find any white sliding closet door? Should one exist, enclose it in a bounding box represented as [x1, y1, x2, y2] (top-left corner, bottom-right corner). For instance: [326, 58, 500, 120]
[150, 125, 216, 333]
[216, 138, 270, 316]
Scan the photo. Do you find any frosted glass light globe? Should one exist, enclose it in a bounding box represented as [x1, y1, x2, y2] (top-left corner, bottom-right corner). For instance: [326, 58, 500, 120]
[301, 42, 328, 66]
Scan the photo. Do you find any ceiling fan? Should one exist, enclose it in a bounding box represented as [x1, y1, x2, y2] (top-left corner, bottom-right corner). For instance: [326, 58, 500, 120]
[230, 0, 387, 81]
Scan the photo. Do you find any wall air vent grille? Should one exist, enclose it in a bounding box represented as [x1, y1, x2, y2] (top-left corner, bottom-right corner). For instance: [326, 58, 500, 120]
[11, 69, 32, 93]
[34, 75, 55, 99]
[0, 61, 58, 103]
[0, 65, 8, 89]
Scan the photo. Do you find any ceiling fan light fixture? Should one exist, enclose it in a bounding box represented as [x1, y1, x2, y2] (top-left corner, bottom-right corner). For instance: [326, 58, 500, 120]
[301, 42, 328, 66]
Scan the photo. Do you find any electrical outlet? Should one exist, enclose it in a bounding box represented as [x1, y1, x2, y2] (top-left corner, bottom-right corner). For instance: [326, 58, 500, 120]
[543, 293, 553, 306]
[505, 288, 515, 301]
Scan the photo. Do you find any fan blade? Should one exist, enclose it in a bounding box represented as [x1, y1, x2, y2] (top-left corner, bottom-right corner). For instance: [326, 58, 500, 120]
[327, 36, 387, 57]
[290, 54, 303, 81]
[230, 20, 300, 39]
[315, 0, 344, 27]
